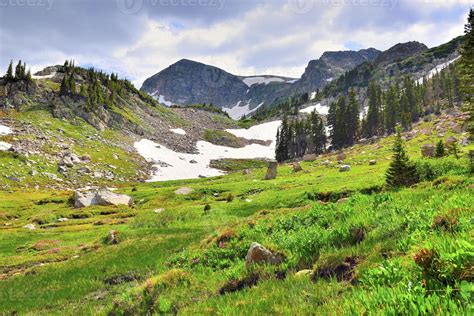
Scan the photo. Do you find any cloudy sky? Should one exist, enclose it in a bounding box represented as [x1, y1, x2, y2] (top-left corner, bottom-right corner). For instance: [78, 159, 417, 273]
[0, 0, 471, 87]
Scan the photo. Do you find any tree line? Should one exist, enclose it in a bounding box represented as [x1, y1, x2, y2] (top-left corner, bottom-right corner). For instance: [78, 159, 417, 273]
[4, 60, 32, 82]
[275, 111, 326, 162]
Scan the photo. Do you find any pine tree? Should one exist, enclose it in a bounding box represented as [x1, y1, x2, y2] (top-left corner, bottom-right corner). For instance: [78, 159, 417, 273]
[385, 126, 419, 188]
[346, 89, 359, 145]
[26, 69, 32, 82]
[384, 85, 398, 134]
[14, 60, 23, 80]
[366, 81, 381, 137]
[448, 142, 461, 159]
[5, 60, 14, 81]
[435, 140, 445, 158]
[60, 73, 69, 96]
[275, 115, 289, 162]
[459, 9, 474, 139]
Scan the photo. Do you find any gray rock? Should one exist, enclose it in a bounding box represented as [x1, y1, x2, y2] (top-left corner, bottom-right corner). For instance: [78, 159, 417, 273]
[174, 187, 194, 195]
[74, 189, 133, 208]
[293, 162, 303, 172]
[369, 160, 377, 166]
[445, 136, 457, 146]
[95, 189, 133, 207]
[339, 165, 351, 172]
[264, 161, 278, 180]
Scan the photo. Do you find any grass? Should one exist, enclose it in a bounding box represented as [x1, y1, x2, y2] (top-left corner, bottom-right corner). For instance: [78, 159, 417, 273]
[0, 111, 473, 314]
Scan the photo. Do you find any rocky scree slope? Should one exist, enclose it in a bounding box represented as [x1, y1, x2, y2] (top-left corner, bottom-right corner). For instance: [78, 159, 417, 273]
[0, 65, 240, 189]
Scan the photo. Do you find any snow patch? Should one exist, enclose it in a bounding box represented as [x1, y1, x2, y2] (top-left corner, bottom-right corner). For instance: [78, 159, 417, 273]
[222, 101, 264, 120]
[32, 72, 56, 79]
[151, 91, 174, 107]
[0, 124, 12, 135]
[226, 120, 281, 143]
[242, 76, 286, 86]
[310, 91, 317, 100]
[299, 103, 329, 115]
[326, 77, 333, 82]
[0, 141, 12, 151]
[170, 128, 186, 135]
[416, 57, 460, 85]
[134, 139, 276, 181]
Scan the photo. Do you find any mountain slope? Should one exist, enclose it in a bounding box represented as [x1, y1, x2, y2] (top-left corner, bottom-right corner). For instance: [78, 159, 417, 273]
[140, 48, 381, 119]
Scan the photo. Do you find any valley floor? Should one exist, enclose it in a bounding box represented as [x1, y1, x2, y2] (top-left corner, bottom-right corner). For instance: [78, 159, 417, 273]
[0, 111, 473, 315]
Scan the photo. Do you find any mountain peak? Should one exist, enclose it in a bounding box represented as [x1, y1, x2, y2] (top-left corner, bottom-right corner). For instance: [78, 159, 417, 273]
[374, 41, 428, 66]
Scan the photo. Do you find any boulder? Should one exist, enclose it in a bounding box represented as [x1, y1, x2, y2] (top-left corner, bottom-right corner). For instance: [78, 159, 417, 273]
[293, 162, 303, 172]
[445, 136, 457, 146]
[303, 154, 316, 162]
[369, 160, 377, 166]
[421, 144, 435, 157]
[175, 187, 194, 195]
[95, 189, 133, 207]
[189, 159, 198, 164]
[322, 160, 331, 166]
[421, 128, 432, 136]
[336, 153, 346, 161]
[451, 123, 462, 134]
[245, 242, 283, 265]
[264, 161, 278, 180]
[339, 165, 351, 172]
[74, 191, 97, 208]
[242, 169, 251, 175]
[74, 189, 133, 208]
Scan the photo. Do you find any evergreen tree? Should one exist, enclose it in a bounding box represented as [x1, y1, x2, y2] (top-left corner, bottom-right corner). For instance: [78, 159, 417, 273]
[14, 60, 23, 80]
[26, 69, 32, 82]
[365, 81, 381, 137]
[346, 89, 359, 145]
[459, 9, 474, 139]
[384, 85, 398, 134]
[435, 140, 445, 158]
[5, 60, 14, 81]
[448, 142, 461, 159]
[385, 126, 419, 188]
[275, 115, 289, 162]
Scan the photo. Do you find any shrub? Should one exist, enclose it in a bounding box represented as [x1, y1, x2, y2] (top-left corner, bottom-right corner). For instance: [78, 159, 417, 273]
[415, 157, 469, 181]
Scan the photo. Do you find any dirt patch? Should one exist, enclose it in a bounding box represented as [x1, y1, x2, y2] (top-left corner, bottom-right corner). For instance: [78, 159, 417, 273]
[104, 272, 140, 286]
[219, 272, 260, 295]
[312, 256, 359, 282]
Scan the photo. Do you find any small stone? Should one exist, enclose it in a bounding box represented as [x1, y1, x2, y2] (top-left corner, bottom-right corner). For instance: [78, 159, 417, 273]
[339, 165, 351, 172]
[174, 187, 194, 195]
[23, 224, 36, 230]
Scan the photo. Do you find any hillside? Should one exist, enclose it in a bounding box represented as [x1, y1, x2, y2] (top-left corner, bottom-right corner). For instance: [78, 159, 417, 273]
[0, 63, 243, 189]
[0, 108, 472, 314]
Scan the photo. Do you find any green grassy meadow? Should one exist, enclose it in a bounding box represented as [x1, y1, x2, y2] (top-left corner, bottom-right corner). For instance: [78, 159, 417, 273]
[0, 114, 473, 315]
